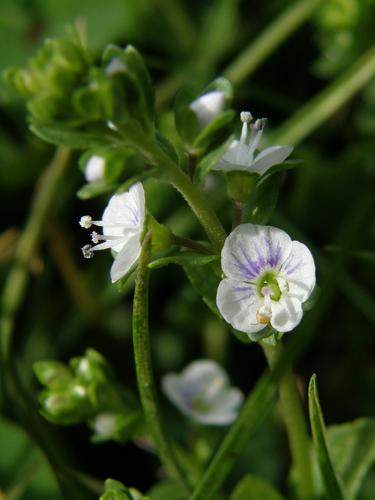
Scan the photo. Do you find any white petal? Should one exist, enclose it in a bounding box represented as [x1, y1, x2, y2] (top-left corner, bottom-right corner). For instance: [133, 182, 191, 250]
[270, 296, 303, 332]
[250, 145, 293, 175]
[102, 182, 145, 236]
[216, 278, 264, 334]
[221, 224, 292, 282]
[181, 360, 228, 401]
[84, 155, 105, 182]
[161, 374, 193, 416]
[110, 233, 141, 283]
[281, 241, 316, 302]
[189, 91, 225, 127]
[214, 140, 251, 171]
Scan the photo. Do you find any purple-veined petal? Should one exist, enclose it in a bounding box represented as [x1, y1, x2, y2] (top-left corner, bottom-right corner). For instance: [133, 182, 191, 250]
[270, 296, 303, 332]
[250, 145, 293, 175]
[216, 278, 264, 334]
[110, 233, 141, 283]
[281, 241, 316, 302]
[221, 224, 292, 282]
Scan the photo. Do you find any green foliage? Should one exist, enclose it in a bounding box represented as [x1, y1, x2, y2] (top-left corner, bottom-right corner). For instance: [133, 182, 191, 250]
[242, 173, 283, 225]
[230, 474, 286, 500]
[308, 375, 345, 499]
[100, 478, 148, 500]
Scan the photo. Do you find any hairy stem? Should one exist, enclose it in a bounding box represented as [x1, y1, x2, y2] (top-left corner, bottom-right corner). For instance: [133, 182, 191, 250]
[262, 342, 314, 500]
[132, 234, 190, 492]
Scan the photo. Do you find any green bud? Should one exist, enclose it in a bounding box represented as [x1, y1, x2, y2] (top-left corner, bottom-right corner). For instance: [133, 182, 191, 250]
[100, 479, 148, 500]
[39, 382, 94, 425]
[33, 361, 73, 388]
[225, 171, 259, 203]
[71, 348, 114, 385]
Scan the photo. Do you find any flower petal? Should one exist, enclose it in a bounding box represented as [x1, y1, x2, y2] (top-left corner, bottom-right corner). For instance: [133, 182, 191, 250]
[281, 241, 316, 302]
[250, 145, 293, 175]
[161, 373, 193, 416]
[214, 140, 252, 171]
[190, 90, 225, 127]
[102, 182, 145, 232]
[193, 387, 243, 425]
[221, 224, 292, 282]
[181, 360, 228, 401]
[110, 233, 141, 283]
[270, 296, 303, 332]
[216, 278, 264, 334]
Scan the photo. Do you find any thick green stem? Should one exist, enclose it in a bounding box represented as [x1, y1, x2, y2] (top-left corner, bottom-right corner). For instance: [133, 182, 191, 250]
[262, 342, 314, 500]
[132, 234, 189, 492]
[224, 0, 322, 86]
[273, 44, 375, 145]
[1, 147, 71, 360]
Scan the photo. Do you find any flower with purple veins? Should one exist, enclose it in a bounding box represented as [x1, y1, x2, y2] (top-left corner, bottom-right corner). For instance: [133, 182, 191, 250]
[162, 360, 243, 425]
[79, 182, 145, 283]
[214, 111, 293, 175]
[216, 223, 316, 339]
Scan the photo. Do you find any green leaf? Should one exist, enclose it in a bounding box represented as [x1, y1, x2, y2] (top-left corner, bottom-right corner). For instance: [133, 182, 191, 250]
[30, 122, 113, 149]
[194, 136, 233, 183]
[308, 375, 345, 500]
[174, 86, 199, 145]
[149, 252, 218, 270]
[77, 181, 116, 200]
[242, 173, 283, 225]
[194, 109, 235, 150]
[183, 260, 222, 316]
[147, 481, 187, 500]
[230, 474, 286, 500]
[326, 418, 375, 500]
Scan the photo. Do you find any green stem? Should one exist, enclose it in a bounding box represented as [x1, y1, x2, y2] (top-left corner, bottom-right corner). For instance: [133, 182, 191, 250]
[224, 0, 322, 86]
[262, 342, 314, 500]
[1, 147, 70, 360]
[132, 233, 190, 492]
[170, 233, 212, 255]
[273, 44, 375, 145]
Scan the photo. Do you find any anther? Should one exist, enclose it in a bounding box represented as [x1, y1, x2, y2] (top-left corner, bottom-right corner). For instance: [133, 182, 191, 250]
[79, 215, 92, 229]
[81, 244, 94, 259]
[240, 111, 252, 123]
[91, 231, 100, 244]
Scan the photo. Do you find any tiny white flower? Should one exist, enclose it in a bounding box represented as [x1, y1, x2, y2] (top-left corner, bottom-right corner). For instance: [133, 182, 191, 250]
[93, 412, 117, 437]
[162, 360, 243, 425]
[79, 182, 145, 283]
[84, 155, 106, 183]
[189, 90, 226, 128]
[214, 111, 293, 175]
[217, 224, 316, 337]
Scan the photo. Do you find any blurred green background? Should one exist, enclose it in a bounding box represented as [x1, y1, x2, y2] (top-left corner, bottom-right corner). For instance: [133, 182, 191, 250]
[0, 0, 374, 498]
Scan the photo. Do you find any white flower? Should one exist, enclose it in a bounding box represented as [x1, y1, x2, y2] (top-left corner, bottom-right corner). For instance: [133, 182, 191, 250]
[161, 360, 243, 425]
[214, 111, 293, 175]
[217, 224, 316, 337]
[79, 182, 145, 283]
[189, 90, 226, 128]
[84, 155, 105, 183]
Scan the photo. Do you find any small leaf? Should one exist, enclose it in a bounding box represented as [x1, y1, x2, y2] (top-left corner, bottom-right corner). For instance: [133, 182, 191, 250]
[308, 375, 345, 500]
[326, 418, 375, 500]
[77, 182, 116, 200]
[242, 173, 283, 225]
[194, 109, 235, 149]
[149, 252, 218, 269]
[230, 474, 286, 500]
[30, 122, 113, 149]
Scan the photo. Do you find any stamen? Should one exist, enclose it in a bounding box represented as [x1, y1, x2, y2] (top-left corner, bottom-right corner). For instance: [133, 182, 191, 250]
[91, 231, 100, 244]
[248, 118, 267, 153]
[239, 111, 252, 146]
[81, 244, 94, 259]
[79, 215, 92, 229]
[256, 304, 272, 325]
[240, 111, 252, 123]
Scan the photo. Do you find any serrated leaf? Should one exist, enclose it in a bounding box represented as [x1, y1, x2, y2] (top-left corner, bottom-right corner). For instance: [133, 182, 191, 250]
[326, 418, 375, 500]
[242, 173, 283, 225]
[230, 474, 286, 500]
[30, 122, 113, 149]
[149, 252, 218, 270]
[308, 375, 345, 500]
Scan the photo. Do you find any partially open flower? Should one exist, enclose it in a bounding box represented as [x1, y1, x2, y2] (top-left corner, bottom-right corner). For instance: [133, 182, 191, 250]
[214, 111, 293, 175]
[189, 90, 226, 128]
[217, 224, 316, 338]
[162, 360, 243, 425]
[79, 183, 145, 283]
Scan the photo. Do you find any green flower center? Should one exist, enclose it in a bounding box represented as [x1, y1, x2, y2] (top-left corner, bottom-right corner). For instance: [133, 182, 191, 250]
[257, 271, 281, 301]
